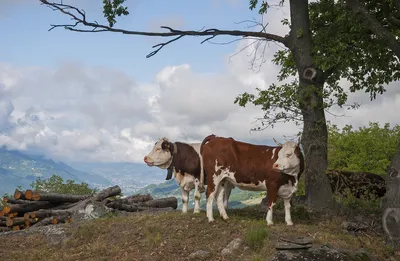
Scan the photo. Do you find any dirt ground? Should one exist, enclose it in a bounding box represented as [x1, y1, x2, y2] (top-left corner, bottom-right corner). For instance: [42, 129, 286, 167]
[0, 204, 397, 261]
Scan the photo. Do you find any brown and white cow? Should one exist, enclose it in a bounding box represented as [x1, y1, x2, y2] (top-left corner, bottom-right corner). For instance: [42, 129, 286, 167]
[200, 134, 304, 225]
[143, 137, 233, 214]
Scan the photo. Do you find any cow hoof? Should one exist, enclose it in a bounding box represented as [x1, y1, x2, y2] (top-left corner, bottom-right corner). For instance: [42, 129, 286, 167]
[267, 222, 274, 226]
[208, 219, 215, 223]
[286, 222, 294, 226]
[193, 210, 201, 214]
[222, 217, 229, 222]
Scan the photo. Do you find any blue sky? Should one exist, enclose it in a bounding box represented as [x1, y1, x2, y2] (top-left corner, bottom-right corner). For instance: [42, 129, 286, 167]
[1, 0, 260, 82]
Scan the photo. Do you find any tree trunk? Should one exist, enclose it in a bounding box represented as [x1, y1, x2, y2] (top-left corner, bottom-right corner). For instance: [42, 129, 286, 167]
[288, 0, 334, 209]
[382, 142, 400, 249]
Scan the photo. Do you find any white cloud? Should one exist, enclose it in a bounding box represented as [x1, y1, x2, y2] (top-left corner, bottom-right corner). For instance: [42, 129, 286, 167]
[1, 1, 400, 164]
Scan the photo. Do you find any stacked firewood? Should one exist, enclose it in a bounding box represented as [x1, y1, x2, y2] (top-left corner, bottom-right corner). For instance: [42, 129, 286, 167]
[0, 185, 177, 233]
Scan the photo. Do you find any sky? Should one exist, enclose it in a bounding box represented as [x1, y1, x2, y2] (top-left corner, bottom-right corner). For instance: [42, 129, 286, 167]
[1, 0, 399, 164]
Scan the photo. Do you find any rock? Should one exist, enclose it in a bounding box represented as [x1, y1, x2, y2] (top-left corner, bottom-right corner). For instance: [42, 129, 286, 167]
[221, 238, 243, 257]
[341, 221, 369, 232]
[276, 242, 312, 250]
[188, 250, 210, 260]
[272, 245, 378, 261]
[279, 236, 313, 245]
[74, 201, 111, 221]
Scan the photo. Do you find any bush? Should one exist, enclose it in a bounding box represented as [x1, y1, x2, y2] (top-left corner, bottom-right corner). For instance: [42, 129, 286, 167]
[30, 174, 97, 195]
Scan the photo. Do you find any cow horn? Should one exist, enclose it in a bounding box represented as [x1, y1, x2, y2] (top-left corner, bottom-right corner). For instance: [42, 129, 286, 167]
[297, 136, 301, 145]
[273, 138, 282, 146]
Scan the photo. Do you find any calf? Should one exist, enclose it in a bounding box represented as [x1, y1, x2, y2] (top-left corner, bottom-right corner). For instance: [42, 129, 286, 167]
[326, 169, 386, 199]
[143, 137, 233, 213]
[200, 134, 304, 225]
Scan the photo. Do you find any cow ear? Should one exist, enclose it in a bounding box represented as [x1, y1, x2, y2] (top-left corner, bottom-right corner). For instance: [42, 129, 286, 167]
[161, 141, 170, 151]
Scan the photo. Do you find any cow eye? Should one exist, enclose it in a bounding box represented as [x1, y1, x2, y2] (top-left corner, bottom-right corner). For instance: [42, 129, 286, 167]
[156, 148, 161, 151]
[286, 153, 292, 157]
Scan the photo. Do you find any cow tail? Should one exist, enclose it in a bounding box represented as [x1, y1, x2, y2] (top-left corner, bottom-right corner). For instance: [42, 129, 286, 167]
[199, 134, 217, 192]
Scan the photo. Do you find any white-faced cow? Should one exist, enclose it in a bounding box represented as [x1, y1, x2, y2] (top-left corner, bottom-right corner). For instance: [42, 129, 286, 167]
[200, 134, 304, 225]
[143, 138, 233, 214]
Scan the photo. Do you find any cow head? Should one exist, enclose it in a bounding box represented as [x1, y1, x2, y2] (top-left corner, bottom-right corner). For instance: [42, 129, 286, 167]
[143, 137, 174, 169]
[272, 138, 302, 176]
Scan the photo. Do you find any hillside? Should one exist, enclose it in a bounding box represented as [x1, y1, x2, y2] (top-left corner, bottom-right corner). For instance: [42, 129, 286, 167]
[136, 179, 265, 209]
[0, 148, 111, 195]
[69, 162, 167, 195]
[0, 204, 394, 261]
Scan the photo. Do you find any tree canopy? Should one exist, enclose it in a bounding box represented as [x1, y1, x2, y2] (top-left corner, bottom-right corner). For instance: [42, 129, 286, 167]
[328, 122, 400, 175]
[235, 0, 400, 129]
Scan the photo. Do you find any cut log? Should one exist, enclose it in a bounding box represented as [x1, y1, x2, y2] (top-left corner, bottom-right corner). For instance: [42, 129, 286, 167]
[6, 217, 26, 227]
[7, 213, 17, 218]
[103, 196, 177, 212]
[4, 201, 56, 214]
[1, 206, 10, 214]
[0, 227, 10, 232]
[24, 189, 33, 200]
[118, 194, 153, 204]
[12, 226, 20, 231]
[0, 211, 5, 217]
[32, 192, 91, 203]
[24, 218, 39, 227]
[31, 192, 40, 201]
[0, 220, 6, 226]
[14, 189, 26, 200]
[31, 216, 57, 227]
[3, 198, 33, 204]
[0, 216, 6, 221]
[92, 185, 121, 201]
[27, 209, 72, 220]
[142, 197, 178, 209]
[23, 186, 122, 224]
[106, 202, 150, 212]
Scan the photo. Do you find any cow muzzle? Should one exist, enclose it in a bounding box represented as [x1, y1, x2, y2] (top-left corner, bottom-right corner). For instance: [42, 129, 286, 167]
[272, 163, 282, 171]
[143, 156, 154, 166]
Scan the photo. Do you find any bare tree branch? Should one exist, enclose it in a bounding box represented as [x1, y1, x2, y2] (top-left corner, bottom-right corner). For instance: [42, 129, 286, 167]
[39, 0, 288, 58]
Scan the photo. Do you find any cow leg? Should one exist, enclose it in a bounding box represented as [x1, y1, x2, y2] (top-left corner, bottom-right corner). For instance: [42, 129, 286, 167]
[216, 180, 229, 221]
[223, 181, 233, 210]
[180, 186, 189, 214]
[206, 186, 216, 222]
[266, 187, 278, 225]
[206, 175, 221, 223]
[283, 198, 293, 226]
[193, 178, 201, 214]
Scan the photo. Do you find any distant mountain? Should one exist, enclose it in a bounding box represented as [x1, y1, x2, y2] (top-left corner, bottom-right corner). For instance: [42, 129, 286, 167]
[0, 148, 112, 196]
[136, 179, 264, 210]
[67, 162, 168, 195]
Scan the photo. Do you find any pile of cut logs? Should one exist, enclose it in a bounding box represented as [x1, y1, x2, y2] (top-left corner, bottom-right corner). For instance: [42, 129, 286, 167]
[0, 185, 177, 233]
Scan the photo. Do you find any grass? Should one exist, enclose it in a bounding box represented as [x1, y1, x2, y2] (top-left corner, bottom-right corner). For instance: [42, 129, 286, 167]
[0, 201, 397, 261]
[245, 222, 269, 250]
